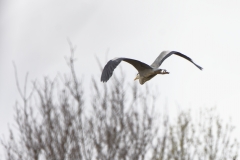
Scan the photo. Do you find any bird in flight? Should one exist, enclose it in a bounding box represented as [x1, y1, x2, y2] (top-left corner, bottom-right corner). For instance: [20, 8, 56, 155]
[101, 51, 203, 85]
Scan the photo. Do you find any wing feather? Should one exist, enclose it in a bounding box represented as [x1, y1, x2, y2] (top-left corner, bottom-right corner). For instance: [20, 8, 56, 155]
[151, 51, 203, 70]
[101, 57, 152, 82]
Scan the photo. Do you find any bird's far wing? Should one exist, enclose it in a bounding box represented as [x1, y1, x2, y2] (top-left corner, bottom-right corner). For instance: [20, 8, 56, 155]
[150, 51, 203, 70]
[101, 57, 152, 82]
[150, 51, 170, 68]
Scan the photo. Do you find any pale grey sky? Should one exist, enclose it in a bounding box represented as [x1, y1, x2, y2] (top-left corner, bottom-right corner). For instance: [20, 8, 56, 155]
[1, 0, 240, 148]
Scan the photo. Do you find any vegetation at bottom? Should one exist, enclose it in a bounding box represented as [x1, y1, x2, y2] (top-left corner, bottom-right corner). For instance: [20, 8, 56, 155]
[1, 45, 239, 160]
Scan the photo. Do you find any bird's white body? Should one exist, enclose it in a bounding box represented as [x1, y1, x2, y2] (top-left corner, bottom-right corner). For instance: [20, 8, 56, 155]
[136, 68, 169, 85]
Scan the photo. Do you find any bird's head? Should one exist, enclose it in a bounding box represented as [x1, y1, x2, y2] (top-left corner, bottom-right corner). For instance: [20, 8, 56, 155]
[161, 69, 170, 74]
[134, 73, 140, 81]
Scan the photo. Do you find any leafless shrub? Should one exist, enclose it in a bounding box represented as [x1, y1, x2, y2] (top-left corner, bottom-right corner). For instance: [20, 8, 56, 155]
[1, 46, 239, 160]
[152, 108, 239, 160]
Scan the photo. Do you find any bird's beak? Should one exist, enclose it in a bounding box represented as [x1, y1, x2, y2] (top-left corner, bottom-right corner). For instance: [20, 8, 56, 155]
[134, 77, 138, 81]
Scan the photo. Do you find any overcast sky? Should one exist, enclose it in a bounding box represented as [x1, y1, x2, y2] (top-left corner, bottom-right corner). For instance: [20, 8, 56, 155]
[1, 0, 240, 148]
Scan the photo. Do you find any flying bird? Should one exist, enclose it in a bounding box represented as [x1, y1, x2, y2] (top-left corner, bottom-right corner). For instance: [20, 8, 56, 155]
[101, 51, 202, 85]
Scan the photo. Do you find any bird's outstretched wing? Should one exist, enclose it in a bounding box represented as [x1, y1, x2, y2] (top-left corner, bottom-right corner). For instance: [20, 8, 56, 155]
[101, 57, 152, 82]
[150, 51, 203, 70]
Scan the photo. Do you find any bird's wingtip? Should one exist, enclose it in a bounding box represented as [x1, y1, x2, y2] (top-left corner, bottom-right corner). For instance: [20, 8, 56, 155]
[194, 63, 203, 71]
[100, 79, 107, 83]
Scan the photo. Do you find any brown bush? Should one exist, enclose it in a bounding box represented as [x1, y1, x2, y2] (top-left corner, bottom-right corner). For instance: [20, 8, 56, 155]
[1, 45, 239, 160]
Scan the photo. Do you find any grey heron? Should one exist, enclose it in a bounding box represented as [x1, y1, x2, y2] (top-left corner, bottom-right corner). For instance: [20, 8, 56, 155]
[101, 51, 202, 85]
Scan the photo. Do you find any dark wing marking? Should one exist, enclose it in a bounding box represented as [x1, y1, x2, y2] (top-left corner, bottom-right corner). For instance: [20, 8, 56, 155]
[101, 57, 152, 82]
[151, 51, 203, 70]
